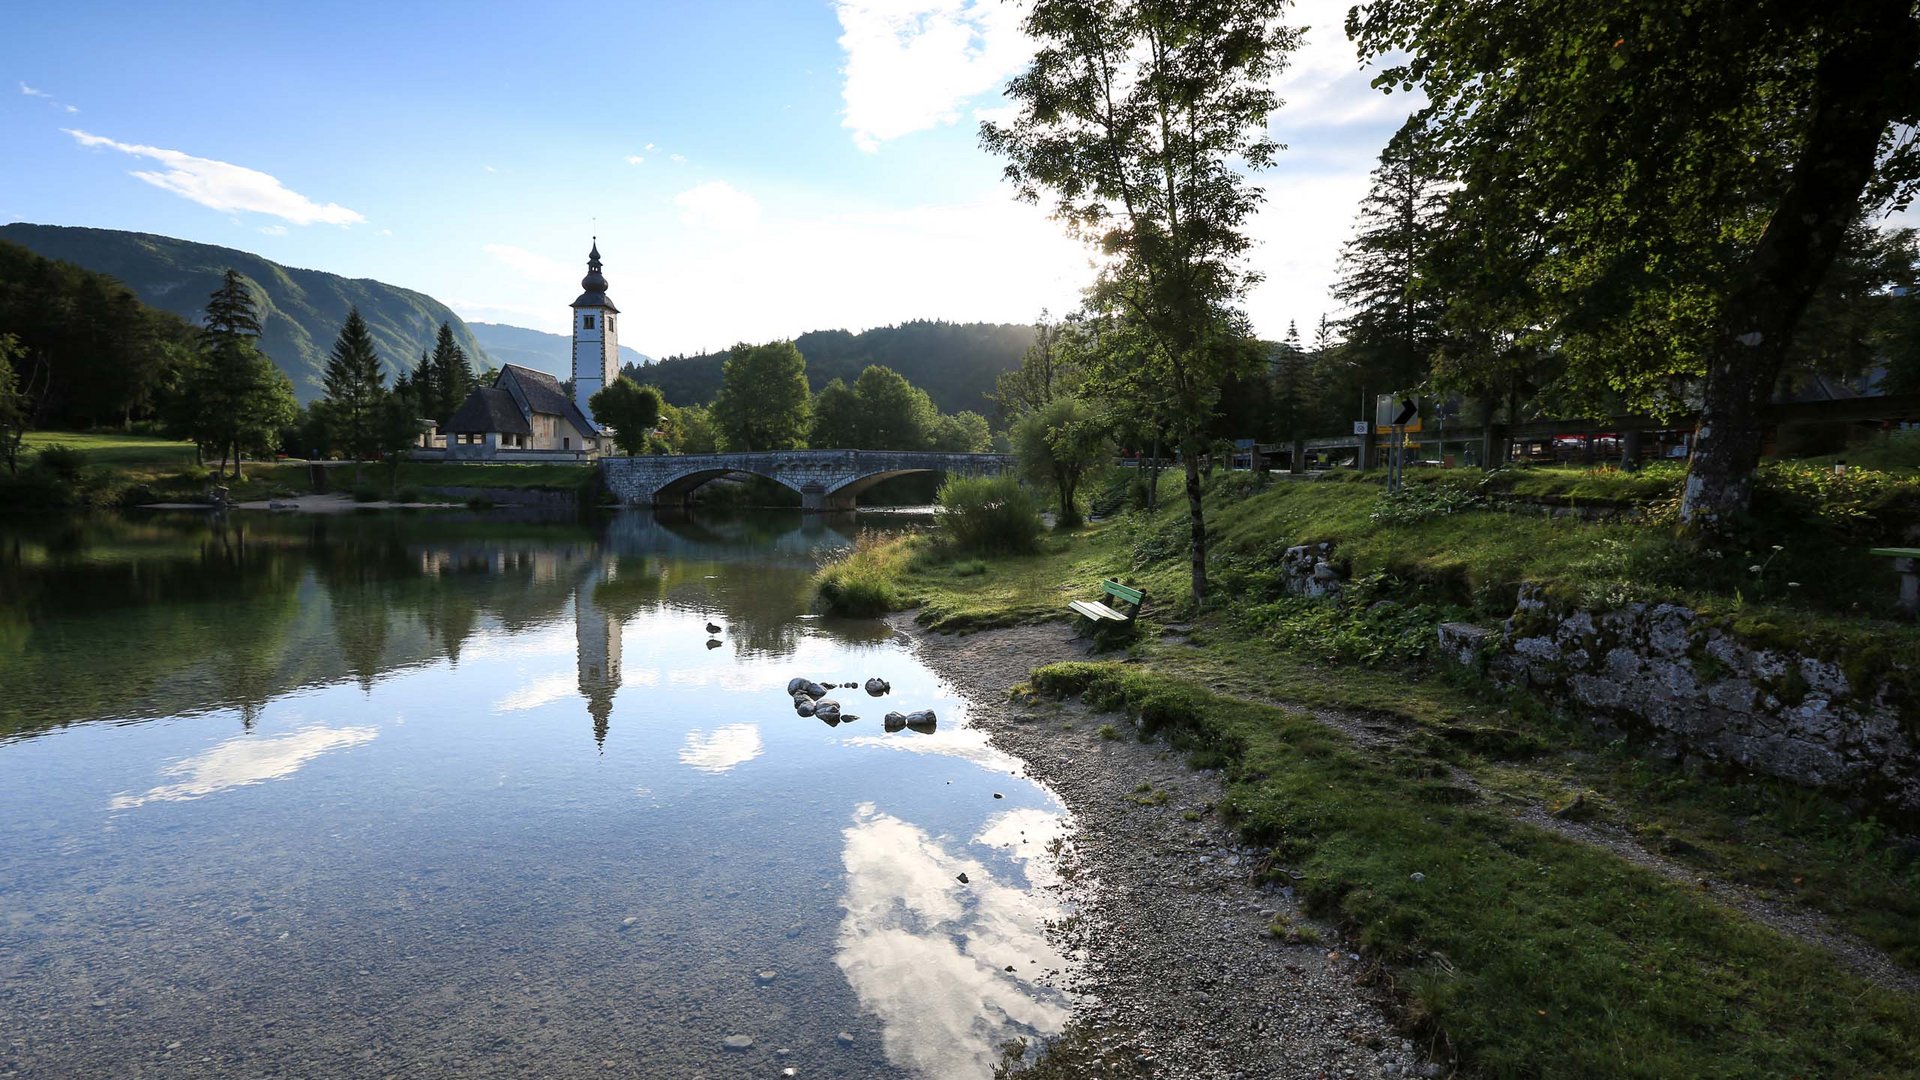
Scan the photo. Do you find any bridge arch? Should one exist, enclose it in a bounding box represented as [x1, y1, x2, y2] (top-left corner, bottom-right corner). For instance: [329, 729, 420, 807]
[600, 450, 1018, 511]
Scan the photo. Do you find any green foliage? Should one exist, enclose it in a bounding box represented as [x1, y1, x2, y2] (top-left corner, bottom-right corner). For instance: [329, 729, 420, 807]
[809, 377, 861, 449]
[0, 334, 36, 474]
[938, 475, 1043, 555]
[929, 410, 992, 453]
[318, 307, 390, 462]
[640, 320, 1036, 416]
[1368, 484, 1484, 526]
[34, 443, 86, 482]
[425, 322, 476, 425]
[587, 377, 664, 456]
[169, 273, 299, 479]
[1012, 395, 1111, 527]
[712, 340, 812, 451]
[984, 0, 1299, 600]
[814, 532, 912, 616]
[850, 364, 937, 450]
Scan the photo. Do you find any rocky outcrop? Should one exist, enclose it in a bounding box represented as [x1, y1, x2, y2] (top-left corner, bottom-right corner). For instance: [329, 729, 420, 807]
[1448, 584, 1919, 815]
[1280, 543, 1346, 598]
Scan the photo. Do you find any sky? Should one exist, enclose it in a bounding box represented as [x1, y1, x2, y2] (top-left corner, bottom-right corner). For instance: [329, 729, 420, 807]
[0, 0, 1421, 357]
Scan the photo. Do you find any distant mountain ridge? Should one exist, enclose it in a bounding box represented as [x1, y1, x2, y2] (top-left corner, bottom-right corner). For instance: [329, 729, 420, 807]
[0, 223, 491, 402]
[468, 322, 651, 382]
[639, 320, 1035, 417]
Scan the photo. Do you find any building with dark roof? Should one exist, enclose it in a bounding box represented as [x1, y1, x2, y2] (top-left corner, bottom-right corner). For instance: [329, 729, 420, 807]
[439, 241, 621, 460]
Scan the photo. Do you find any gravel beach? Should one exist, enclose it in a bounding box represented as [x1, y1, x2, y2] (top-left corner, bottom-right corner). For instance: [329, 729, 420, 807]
[893, 616, 1434, 1080]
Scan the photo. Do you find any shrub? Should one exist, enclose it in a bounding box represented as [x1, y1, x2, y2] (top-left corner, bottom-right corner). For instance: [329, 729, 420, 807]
[394, 486, 423, 504]
[815, 531, 912, 616]
[937, 475, 1042, 555]
[351, 486, 383, 503]
[35, 444, 87, 482]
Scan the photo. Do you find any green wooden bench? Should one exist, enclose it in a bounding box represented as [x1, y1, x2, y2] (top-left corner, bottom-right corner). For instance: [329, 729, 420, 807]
[1069, 579, 1148, 631]
[1870, 547, 1920, 614]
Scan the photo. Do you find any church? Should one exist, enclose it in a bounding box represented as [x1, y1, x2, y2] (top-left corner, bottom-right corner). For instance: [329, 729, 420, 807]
[440, 241, 623, 460]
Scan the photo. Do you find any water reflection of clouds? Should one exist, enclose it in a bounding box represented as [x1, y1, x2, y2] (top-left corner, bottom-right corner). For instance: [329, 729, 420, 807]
[491, 673, 577, 713]
[108, 726, 378, 810]
[835, 803, 1074, 1080]
[677, 723, 764, 773]
[840, 729, 1020, 773]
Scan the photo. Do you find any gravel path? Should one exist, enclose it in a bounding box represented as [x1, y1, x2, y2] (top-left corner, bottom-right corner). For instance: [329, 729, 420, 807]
[893, 616, 1433, 1080]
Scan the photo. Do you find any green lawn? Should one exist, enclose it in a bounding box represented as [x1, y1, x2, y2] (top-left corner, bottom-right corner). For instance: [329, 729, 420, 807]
[21, 430, 201, 472]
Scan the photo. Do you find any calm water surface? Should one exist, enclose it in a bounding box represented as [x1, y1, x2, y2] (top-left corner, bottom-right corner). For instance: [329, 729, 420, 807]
[0, 509, 1077, 1079]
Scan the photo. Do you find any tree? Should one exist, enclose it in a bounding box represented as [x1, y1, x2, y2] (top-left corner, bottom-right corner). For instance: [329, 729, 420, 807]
[0, 333, 47, 475]
[427, 323, 474, 423]
[1271, 321, 1310, 442]
[1352, 0, 1920, 526]
[588, 377, 664, 456]
[190, 271, 297, 480]
[983, 0, 1299, 601]
[993, 310, 1087, 420]
[711, 341, 811, 451]
[930, 410, 993, 453]
[1013, 395, 1111, 527]
[851, 365, 937, 450]
[810, 377, 863, 449]
[1332, 122, 1450, 406]
[319, 307, 389, 475]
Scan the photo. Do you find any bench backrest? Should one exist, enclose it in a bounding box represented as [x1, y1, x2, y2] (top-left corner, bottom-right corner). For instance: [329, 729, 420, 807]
[1101, 579, 1145, 607]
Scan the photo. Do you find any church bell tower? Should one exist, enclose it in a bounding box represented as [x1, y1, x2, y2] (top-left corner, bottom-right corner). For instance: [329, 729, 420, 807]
[571, 239, 620, 426]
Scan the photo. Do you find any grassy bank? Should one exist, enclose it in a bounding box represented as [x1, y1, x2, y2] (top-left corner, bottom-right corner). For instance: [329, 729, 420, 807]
[1, 431, 595, 509]
[817, 465, 1920, 1076]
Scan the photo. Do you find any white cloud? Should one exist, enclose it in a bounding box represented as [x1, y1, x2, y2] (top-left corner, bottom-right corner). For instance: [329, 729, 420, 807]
[645, 143, 657, 151]
[19, 82, 49, 98]
[674, 180, 761, 231]
[257, 224, 288, 236]
[625, 154, 645, 165]
[482, 242, 577, 286]
[109, 726, 378, 810]
[378, 228, 393, 237]
[21, 81, 77, 112]
[678, 723, 764, 773]
[484, 164, 498, 173]
[669, 153, 686, 164]
[63, 129, 364, 226]
[835, 0, 1032, 152]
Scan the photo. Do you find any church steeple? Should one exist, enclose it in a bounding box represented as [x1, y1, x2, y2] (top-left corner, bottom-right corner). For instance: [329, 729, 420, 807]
[571, 237, 620, 428]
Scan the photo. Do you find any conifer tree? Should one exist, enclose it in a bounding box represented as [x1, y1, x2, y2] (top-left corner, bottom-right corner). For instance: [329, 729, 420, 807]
[188, 270, 296, 480]
[1333, 123, 1450, 403]
[319, 307, 389, 474]
[1271, 321, 1310, 441]
[428, 323, 474, 423]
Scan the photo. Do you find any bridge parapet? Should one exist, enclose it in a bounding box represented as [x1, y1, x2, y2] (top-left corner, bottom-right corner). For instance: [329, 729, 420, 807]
[600, 450, 1018, 510]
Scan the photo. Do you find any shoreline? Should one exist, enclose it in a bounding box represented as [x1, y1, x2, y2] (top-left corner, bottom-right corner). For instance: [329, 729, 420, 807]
[891, 614, 1431, 1080]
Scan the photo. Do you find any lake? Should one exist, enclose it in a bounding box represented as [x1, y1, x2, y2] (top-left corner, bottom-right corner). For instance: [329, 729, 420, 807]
[0, 509, 1077, 1079]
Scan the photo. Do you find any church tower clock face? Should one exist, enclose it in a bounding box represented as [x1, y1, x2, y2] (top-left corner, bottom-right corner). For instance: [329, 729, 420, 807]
[571, 238, 621, 427]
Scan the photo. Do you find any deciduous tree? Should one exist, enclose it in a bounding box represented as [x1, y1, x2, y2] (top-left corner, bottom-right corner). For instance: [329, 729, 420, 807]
[711, 341, 811, 451]
[984, 0, 1299, 600]
[588, 377, 664, 456]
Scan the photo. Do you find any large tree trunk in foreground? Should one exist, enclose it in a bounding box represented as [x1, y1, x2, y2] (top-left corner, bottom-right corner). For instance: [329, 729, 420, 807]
[1682, 2, 1919, 526]
[1184, 450, 1207, 603]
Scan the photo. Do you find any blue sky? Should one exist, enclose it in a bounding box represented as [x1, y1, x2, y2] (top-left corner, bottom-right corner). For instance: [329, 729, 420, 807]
[2, 0, 1419, 356]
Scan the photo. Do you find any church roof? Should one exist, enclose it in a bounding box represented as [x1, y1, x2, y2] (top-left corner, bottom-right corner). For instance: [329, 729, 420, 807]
[571, 238, 619, 312]
[445, 387, 531, 435]
[499, 363, 602, 435]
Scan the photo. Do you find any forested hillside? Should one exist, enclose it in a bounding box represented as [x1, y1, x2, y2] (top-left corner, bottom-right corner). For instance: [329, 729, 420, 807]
[0, 223, 489, 401]
[637, 320, 1033, 416]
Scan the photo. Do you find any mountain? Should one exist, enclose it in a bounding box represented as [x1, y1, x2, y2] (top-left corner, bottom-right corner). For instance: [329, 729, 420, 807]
[0, 223, 490, 402]
[468, 322, 652, 382]
[638, 320, 1035, 417]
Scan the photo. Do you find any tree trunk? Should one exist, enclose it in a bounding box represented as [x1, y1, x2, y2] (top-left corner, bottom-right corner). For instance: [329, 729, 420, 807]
[1682, 3, 1918, 526]
[1184, 450, 1207, 603]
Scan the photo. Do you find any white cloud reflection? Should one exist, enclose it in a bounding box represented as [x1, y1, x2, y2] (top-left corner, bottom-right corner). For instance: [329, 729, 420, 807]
[677, 723, 765, 774]
[835, 803, 1074, 1079]
[109, 726, 378, 810]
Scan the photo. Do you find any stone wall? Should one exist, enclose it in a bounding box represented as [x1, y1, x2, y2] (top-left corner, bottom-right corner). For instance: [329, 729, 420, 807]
[1458, 585, 1919, 815]
[1278, 540, 1918, 813]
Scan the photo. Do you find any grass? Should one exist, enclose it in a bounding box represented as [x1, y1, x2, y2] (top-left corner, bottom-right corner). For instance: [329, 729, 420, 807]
[1027, 662, 1920, 1079]
[814, 530, 916, 617]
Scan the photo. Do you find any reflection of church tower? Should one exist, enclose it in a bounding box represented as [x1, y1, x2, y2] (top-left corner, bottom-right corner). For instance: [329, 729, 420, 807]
[575, 570, 623, 750]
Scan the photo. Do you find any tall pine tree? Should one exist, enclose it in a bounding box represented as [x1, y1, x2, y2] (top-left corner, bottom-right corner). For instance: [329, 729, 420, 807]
[319, 307, 389, 471]
[188, 270, 296, 480]
[1333, 122, 1450, 404]
[428, 323, 475, 423]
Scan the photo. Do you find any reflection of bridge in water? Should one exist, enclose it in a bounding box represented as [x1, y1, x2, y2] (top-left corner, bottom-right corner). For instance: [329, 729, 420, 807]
[602, 450, 1016, 511]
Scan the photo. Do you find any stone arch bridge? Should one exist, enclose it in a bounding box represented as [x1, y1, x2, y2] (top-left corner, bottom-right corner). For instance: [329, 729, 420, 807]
[600, 450, 1018, 510]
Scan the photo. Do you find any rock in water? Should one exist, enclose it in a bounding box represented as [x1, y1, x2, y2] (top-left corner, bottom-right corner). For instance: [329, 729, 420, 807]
[722, 1034, 754, 1052]
[706, 622, 722, 635]
[905, 709, 938, 734]
[787, 677, 810, 696]
[814, 700, 842, 721]
[795, 700, 816, 717]
[883, 712, 907, 731]
[803, 681, 829, 700]
[818, 713, 843, 728]
[705, 638, 722, 650]
[864, 677, 891, 696]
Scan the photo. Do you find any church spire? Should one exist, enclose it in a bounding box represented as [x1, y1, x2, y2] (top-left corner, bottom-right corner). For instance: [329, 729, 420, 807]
[580, 238, 608, 295]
